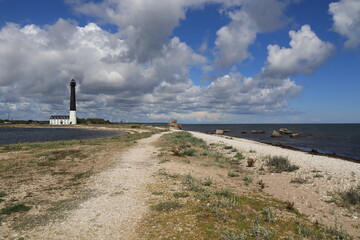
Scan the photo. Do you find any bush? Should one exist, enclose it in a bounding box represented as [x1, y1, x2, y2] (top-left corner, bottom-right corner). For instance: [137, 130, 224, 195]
[183, 148, 196, 156]
[338, 184, 360, 206]
[266, 156, 299, 173]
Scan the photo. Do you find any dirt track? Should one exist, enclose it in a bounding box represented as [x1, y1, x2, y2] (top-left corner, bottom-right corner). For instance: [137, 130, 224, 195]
[24, 132, 164, 240]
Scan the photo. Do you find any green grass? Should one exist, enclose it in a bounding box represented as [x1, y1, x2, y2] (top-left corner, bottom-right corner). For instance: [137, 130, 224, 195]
[151, 201, 182, 212]
[227, 172, 240, 178]
[173, 192, 189, 198]
[203, 177, 213, 186]
[265, 155, 299, 173]
[243, 176, 253, 185]
[234, 152, 245, 160]
[161, 131, 206, 148]
[1, 204, 31, 215]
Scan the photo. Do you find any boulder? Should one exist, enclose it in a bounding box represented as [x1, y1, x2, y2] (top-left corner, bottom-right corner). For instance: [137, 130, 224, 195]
[290, 133, 300, 138]
[271, 130, 282, 137]
[168, 119, 182, 129]
[279, 128, 292, 134]
[215, 129, 224, 135]
[251, 130, 265, 134]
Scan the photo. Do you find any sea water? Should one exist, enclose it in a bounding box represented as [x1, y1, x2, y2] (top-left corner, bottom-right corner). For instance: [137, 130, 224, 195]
[0, 127, 124, 145]
[179, 124, 360, 161]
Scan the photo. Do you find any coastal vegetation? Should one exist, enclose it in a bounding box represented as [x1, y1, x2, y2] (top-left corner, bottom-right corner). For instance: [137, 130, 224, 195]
[137, 131, 350, 239]
[0, 124, 162, 231]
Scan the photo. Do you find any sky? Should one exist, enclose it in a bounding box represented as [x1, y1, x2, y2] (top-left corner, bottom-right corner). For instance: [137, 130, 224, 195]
[0, 0, 359, 123]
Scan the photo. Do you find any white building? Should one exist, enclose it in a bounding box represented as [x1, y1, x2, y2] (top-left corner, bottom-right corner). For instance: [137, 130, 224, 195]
[49, 115, 70, 125]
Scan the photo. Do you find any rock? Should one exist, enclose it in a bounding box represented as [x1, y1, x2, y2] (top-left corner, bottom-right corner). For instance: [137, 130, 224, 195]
[168, 119, 181, 129]
[215, 129, 224, 135]
[251, 130, 265, 134]
[271, 130, 282, 137]
[241, 131, 247, 134]
[290, 133, 300, 138]
[279, 128, 292, 134]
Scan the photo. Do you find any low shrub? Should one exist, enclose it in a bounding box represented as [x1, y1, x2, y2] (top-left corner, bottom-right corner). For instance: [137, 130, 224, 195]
[243, 176, 252, 185]
[1, 204, 31, 215]
[266, 156, 299, 173]
[228, 172, 240, 178]
[337, 184, 360, 207]
[173, 192, 189, 198]
[151, 201, 182, 212]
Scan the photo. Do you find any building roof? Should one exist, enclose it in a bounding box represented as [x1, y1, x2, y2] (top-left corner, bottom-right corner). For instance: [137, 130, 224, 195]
[50, 115, 69, 119]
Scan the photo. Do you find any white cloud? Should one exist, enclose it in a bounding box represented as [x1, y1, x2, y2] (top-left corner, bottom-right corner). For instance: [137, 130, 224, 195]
[0, 2, 334, 122]
[214, 10, 257, 69]
[329, 0, 360, 49]
[213, 0, 290, 69]
[265, 25, 335, 77]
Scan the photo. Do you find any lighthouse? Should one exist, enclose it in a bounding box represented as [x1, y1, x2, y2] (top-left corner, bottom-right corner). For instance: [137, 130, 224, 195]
[69, 79, 77, 124]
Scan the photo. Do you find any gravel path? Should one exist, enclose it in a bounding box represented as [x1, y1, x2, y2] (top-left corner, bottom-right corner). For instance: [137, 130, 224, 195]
[25, 133, 163, 240]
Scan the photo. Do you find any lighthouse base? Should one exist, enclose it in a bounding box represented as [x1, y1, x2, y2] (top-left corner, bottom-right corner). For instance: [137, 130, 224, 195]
[69, 111, 77, 125]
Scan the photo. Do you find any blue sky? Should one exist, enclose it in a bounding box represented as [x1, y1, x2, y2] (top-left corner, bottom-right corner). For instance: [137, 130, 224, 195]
[0, 0, 359, 123]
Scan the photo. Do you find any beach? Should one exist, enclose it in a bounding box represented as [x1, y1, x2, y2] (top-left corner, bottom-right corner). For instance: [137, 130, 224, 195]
[1, 127, 359, 239]
[189, 131, 360, 237]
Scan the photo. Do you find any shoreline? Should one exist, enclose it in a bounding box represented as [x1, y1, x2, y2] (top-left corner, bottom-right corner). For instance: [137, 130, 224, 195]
[191, 130, 360, 163]
[185, 130, 360, 237]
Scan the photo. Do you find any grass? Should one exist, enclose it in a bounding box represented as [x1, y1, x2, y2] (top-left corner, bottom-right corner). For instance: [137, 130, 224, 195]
[0, 126, 162, 232]
[265, 155, 299, 173]
[0, 204, 31, 215]
[228, 172, 240, 178]
[173, 192, 189, 198]
[140, 170, 348, 240]
[334, 184, 360, 209]
[291, 176, 310, 184]
[243, 176, 253, 185]
[203, 177, 213, 186]
[151, 201, 182, 212]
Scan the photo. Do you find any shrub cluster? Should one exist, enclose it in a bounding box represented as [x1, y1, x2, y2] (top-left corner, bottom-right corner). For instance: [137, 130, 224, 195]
[265, 155, 299, 173]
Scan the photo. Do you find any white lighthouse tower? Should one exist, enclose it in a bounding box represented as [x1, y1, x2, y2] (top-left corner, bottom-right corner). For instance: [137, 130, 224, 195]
[69, 79, 77, 124]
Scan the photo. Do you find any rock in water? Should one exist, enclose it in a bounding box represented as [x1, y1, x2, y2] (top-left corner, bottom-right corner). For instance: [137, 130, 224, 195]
[279, 128, 293, 134]
[271, 130, 282, 137]
[215, 129, 224, 135]
[290, 133, 300, 138]
[251, 130, 265, 134]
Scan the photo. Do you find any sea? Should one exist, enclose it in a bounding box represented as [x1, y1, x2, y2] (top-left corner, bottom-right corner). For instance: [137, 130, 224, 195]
[157, 123, 360, 161]
[0, 127, 124, 145]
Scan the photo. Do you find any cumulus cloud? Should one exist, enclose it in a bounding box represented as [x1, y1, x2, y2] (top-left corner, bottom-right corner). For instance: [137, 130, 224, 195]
[0, 2, 334, 122]
[214, 0, 289, 69]
[329, 0, 360, 49]
[214, 10, 257, 69]
[0, 19, 205, 120]
[265, 25, 335, 77]
[70, 0, 209, 62]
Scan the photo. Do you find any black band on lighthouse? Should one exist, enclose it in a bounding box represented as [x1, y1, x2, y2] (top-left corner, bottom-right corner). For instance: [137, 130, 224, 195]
[70, 79, 76, 111]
